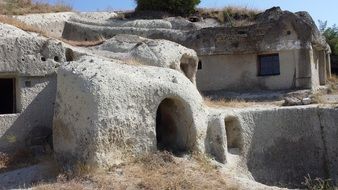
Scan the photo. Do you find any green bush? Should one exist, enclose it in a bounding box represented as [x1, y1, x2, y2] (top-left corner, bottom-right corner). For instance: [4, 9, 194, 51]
[135, 0, 201, 15]
[319, 20, 338, 55]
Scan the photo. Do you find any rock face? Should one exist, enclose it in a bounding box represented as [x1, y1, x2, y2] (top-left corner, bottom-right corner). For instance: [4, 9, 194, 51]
[61, 7, 329, 55]
[15, 12, 75, 38]
[1, 9, 337, 189]
[0, 24, 65, 76]
[0, 23, 66, 152]
[60, 7, 331, 92]
[208, 106, 338, 188]
[14, 12, 117, 38]
[53, 56, 207, 169]
[93, 34, 198, 84]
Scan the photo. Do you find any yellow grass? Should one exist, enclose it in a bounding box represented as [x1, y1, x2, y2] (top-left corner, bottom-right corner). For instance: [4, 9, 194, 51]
[0, 15, 47, 35]
[197, 6, 261, 25]
[123, 58, 142, 65]
[327, 74, 338, 94]
[223, 6, 261, 18]
[204, 97, 256, 108]
[33, 151, 238, 190]
[0, 0, 72, 15]
[328, 74, 338, 84]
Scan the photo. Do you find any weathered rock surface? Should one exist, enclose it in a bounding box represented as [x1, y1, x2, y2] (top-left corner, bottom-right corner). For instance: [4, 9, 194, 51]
[14, 12, 75, 37]
[14, 12, 118, 37]
[0, 162, 57, 189]
[0, 23, 65, 152]
[282, 90, 316, 106]
[0, 8, 336, 190]
[208, 106, 338, 188]
[93, 34, 198, 83]
[61, 7, 330, 56]
[0, 23, 65, 76]
[53, 56, 207, 169]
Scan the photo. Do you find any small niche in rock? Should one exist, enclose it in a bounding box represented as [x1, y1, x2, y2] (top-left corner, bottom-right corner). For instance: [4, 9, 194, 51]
[54, 56, 60, 62]
[156, 98, 193, 155]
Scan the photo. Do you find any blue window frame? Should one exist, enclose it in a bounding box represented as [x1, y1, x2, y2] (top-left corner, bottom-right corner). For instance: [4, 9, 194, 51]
[258, 54, 280, 76]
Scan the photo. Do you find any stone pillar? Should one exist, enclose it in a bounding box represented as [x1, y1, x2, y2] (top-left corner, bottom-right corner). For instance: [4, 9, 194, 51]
[296, 49, 313, 89]
[326, 53, 332, 78]
[319, 50, 327, 85]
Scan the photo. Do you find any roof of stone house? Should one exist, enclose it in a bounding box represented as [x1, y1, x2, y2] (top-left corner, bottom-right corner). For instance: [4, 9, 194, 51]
[60, 7, 329, 57]
[0, 23, 66, 76]
[184, 7, 329, 55]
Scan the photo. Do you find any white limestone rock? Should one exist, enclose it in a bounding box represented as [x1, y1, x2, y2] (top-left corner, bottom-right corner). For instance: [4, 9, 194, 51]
[14, 12, 75, 37]
[0, 23, 66, 76]
[53, 56, 208, 169]
[95, 34, 199, 84]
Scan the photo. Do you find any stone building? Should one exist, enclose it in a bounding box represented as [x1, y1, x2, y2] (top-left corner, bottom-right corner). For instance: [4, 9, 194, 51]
[0, 10, 337, 189]
[0, 24, 66, 151]
[61, 7, 332, 92]
[188, 8, 332, 91]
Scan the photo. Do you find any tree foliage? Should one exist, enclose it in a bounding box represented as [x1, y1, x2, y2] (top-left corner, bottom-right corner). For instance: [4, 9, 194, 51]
[319, 20, 338, 55]
[135, 0, 201, 15]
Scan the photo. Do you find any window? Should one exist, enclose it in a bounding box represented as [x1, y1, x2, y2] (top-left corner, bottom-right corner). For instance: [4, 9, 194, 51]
[0, 78, 16, 114]
[258, 54, 280, 76]
[198, 61, 202, 70]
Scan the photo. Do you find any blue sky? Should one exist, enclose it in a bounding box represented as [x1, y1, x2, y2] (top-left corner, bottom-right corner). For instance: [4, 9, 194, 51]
[50, 0, 338, 26]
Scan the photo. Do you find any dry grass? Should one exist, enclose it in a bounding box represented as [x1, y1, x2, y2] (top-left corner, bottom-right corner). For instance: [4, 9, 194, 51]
[310, 74, 338, 104]
[0, 15, 47, 35]
[123, 58, 142, 66]
[223, 6, 261, 19]
[310, 93, 324, 104]
[328, 74, 338, 83]
[33, 151, 237, 190]
[197, 6, 261, 26]
[301, 174, 335, 190]
[204, 97, 256, 108]
[0, 0, 72, 15]
[327, 74, 338, 93]
[328, 74, 338, 85]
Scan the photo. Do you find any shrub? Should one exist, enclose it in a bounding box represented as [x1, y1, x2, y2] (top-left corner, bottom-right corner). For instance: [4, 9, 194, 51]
[135, 0, 201, 16]
[196, 6, 261, 26]
[318, 20, 338, 55]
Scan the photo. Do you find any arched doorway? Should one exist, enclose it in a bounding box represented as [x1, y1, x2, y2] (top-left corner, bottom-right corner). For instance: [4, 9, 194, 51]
[156, 98, 193, 154]
[224, 116, 242, 154]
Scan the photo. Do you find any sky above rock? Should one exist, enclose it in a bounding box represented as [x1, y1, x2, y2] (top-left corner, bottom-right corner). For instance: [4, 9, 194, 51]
[49, 0, 338, 26]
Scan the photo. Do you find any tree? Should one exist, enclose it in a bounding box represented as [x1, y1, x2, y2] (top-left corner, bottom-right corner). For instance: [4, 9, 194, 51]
[135, 0, 201, 16]
[319, 20, 338, 55]
[318, 20, 327, 33]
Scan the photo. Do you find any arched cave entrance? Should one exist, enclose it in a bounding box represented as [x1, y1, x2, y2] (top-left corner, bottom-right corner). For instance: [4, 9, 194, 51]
[224, 116, 242, 154]
[156, 98, 193, 154]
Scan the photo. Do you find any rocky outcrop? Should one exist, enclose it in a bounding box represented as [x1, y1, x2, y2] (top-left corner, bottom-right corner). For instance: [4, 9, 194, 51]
[14, 12, 75, 37]
[0, 23, 65, 152]
[0, 24, 65, 76]
[0, 9, 336, 189]
[93, 34, 198, 84]
[53, 56, 208, 169]
[61, 7, 330, 56]
[207, 106, 338, 188]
